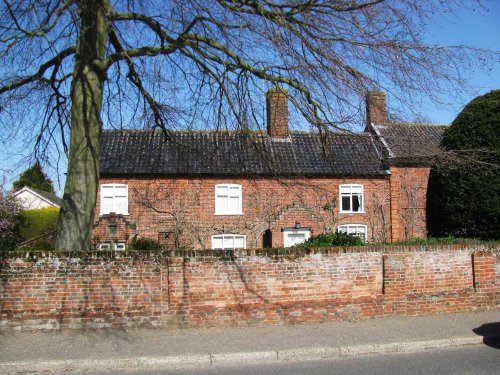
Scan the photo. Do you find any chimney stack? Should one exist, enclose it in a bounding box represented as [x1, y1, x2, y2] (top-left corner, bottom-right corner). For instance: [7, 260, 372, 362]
[366, 91, 387, 125]
[266, 88, 289, 138]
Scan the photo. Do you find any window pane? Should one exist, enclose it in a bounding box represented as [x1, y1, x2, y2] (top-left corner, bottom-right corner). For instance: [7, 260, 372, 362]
[102, 196, 113, 214]
[351, 186, 362, 194]
[114, 185, 127, 195]
[341, 196, 351, 211]
[229, 186, 240, 196]
[223, 236, 234, 248]
[101, 186, 114, 198]
[114, 196, 128, 214]
[229, 196, 239, 213]
[234, 236, 245, 248]
[216, 186, 228, 195]
[352, 195, 361, 212]
[212, 236, 223, 249]
[217, 196, 228, 213]
[340, 186, 350, 194]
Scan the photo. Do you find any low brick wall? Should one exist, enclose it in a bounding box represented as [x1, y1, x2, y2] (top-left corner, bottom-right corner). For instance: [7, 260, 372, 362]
[0, 245, 498, 331]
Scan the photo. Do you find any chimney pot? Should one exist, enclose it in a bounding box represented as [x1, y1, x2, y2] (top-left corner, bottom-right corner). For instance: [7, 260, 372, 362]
[266, 88, 289, 138]
[366, 91, 387, 125]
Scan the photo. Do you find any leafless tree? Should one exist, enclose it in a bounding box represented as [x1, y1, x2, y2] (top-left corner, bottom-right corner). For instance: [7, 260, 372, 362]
[0, 0, 497, 250]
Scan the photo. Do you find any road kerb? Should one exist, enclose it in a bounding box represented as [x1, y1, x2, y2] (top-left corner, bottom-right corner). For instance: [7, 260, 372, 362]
[0, 335, 497, 374]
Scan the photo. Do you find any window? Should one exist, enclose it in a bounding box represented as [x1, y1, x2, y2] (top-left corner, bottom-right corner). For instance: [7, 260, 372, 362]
[283, 229, 310, 248]
[339, 184, 364, 213]
[115, 242, 126, 251]
[212, 234, 246, 249]
[215, 184, 242, 215]
[338, 224, 367, 242]
[100, 184, 128, 215]
[97, 242, 111, 250]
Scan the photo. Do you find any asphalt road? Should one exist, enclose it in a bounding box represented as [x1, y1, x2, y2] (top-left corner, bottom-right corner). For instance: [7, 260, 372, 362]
[73, 344, 500, 375]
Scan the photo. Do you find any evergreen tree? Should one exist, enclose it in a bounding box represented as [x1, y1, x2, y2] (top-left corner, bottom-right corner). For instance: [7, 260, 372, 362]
[12, 162, 55, 194]
[428, 90, 500, 240]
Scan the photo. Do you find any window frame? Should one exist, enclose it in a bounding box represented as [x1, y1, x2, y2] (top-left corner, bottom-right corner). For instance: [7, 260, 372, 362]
[114, 242, 127, 251]
[282, 228, 311, 248]
[214, 184, 243, 215]
[211, 234, 247, 249]
[97, 242, 112, 250]
[337, 224, 368, 242]
[339, 184, 364, 213]
[100, 183, 129, 216]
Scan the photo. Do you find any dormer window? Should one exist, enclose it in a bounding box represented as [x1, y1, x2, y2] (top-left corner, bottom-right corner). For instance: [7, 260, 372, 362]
[215, 184, 242, 215]
[100, 184, 128, 215]
[339, 184, 364, 213]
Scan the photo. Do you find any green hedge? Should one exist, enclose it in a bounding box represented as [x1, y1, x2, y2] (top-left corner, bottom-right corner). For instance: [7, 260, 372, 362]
[18, 207, 59, 241]
[296, 232, 365, 248]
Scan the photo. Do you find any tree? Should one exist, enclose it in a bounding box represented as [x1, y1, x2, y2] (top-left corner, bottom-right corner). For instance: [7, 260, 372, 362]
[0, 181, 21, 249]
[428, 90, 500, 240]
[12, 162, 55, 193]
[0, 1, 497, 250]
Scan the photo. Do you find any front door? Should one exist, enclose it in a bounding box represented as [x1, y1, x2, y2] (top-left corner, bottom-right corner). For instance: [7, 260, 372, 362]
[283, 229, 310, 247]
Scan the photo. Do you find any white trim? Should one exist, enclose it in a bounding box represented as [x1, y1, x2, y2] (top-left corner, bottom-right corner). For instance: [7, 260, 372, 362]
[114, 242, 126, 251]
[212, 234, 246, 249]
[100, 183, 129, 215]
[339, 184, 364, 213]
[97, 242, 112, 250]
[12, 187, 60, 208]
[337, 224, 368, 242]
[214, 184, 243, 215]
[283, 229, 310, 248]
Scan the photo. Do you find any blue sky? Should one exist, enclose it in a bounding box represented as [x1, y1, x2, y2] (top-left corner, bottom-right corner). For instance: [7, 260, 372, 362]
[419, 0, 500, 124]
[1, 1, 499, 195]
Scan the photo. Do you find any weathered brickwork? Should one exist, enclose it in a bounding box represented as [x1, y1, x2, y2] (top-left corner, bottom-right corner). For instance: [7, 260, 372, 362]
[389, 166, 431, 241]
[94, 176, 393, 249]
[1, 245, 498, 331]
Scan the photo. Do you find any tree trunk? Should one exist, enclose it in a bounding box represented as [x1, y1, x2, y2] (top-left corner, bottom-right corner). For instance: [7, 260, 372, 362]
[55, 0, 110, 251]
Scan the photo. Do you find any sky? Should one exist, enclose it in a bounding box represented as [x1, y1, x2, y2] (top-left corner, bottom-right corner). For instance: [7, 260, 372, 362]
[419, 0, 500, 124]
[1, 1, 499, 195]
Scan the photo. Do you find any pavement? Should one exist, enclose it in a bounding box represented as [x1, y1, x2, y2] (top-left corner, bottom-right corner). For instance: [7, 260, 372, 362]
[0, 309, 499, 374]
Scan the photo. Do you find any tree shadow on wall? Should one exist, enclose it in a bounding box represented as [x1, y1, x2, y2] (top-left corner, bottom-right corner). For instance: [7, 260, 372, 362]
[473, 323, 500, 349]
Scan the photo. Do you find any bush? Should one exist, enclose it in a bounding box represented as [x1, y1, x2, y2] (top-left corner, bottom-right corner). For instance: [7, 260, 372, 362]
[428, 90, 500, 240]
[18, 207, 59, 241]
[130, 237, 162, 250]
[297, 232, 365, 248]
[0, 190, 21, 250]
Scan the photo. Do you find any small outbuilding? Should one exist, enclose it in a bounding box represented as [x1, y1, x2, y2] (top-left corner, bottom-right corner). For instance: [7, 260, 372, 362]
[12, 186, 62, 210]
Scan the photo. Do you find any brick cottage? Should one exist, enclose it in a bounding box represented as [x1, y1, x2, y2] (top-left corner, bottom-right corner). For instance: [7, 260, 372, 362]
[92, 90, 445, 250]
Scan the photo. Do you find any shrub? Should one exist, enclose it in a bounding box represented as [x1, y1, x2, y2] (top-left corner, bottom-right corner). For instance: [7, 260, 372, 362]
[0, 190, 21, 250]
[18, 207, 59, 241]
[297, 232, 365, 248]
[130, 237, 162, 250]
[428, 90, 500, 240]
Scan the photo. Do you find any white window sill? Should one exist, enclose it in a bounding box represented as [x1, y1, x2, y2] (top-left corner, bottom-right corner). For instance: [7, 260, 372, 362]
[214, 212, 244, 216]
[339, 211, 365, 214]
[100, 213, 130, 216]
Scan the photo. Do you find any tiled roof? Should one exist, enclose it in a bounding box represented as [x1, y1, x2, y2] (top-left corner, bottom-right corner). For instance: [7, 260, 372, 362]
[370, 123, 446, 165]
[100, 130, 388, 177]
[31, 188, 63, 207]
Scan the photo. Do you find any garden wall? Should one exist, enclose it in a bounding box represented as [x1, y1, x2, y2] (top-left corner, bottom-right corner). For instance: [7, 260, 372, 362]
[0, 245, 498, 331]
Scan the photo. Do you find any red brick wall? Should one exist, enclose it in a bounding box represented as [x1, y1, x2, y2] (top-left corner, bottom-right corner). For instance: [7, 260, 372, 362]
[1, 245, 498, 331]
[389, 166, 431, 241]
[94, 177, 393, 249]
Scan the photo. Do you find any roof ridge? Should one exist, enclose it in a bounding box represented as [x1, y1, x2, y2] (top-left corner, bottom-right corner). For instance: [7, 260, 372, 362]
[389, 122, 448, 127]
[101, 129, 375, 137]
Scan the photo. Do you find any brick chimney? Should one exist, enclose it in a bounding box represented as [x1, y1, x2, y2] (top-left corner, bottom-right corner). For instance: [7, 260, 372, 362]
[366, 91, 387, 125]
[266, 88, 289, 138]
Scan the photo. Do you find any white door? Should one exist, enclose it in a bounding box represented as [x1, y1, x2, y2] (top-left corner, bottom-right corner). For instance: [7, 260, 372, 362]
[283, 229, 310, 247]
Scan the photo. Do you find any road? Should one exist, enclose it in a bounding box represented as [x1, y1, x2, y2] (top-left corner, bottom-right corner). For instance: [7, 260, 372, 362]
[74, 344, 500, 375]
